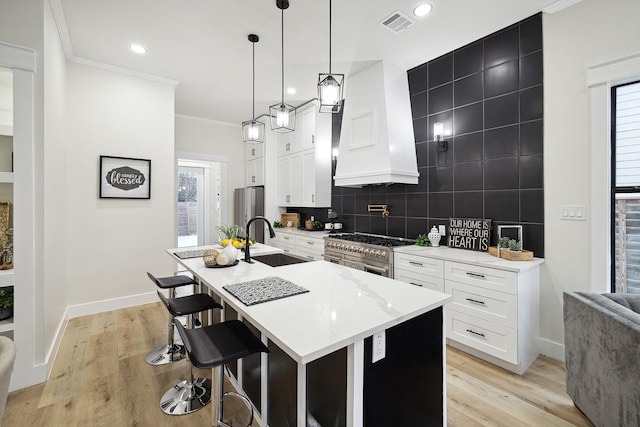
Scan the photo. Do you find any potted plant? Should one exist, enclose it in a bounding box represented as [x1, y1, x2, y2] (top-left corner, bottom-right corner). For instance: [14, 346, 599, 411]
[0, 286, 13, 321]
[508, 239, 522, 252]
[498, 237, 511, 249]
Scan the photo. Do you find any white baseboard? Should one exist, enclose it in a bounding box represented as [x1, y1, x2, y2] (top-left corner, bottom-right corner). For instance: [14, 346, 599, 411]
[539, 338, 565, 362]
[44, 291, 159, 381]
[66, 291, 158, 319]
[44, 307, 70, 379]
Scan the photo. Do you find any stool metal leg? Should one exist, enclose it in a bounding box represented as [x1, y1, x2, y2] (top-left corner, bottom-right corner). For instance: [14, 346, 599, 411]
[145, 288, 186, 365]
[159, 315, 212, 415]
[212, 365, 254, 427]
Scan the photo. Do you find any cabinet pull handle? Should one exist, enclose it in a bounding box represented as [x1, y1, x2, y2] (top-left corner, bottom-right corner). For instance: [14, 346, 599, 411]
[251, 148, 255, 156]
[252, 176, 256, 183]
[466, 272, 485, 279]
[283, 236, 290, 240]
[286, 142, 290, 151]
[311, 194, 315, 203]
[409, 261, 423, 266]
[306, 241, 314, 245]
[311, 135, 315, 144]
[410, 282, 422, 287]
[465, 298, 485, 305]
[307, 256, 314, 260]
[466, 329, 485, 338]
[286, 195, 291, 203]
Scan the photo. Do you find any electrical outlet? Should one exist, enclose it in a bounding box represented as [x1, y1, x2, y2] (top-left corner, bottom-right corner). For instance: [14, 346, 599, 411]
[439, 225, 446, 236]
[372, 330, 386, 363]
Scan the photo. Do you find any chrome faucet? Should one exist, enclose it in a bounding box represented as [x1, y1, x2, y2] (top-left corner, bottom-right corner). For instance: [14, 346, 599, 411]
[244, 216, 276, 263]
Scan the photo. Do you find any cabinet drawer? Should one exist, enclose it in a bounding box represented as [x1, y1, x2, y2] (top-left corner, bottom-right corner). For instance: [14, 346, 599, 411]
[269, 234, 295, 251]
[446, 280, 517, 327]
[296, 236, 324, 251]
[394, 268, 444, 293]
[296, 247, 324, 261]
[394, 253, 444, 278]
[446, 309, 518, 364]
[445, 261, 516, 294]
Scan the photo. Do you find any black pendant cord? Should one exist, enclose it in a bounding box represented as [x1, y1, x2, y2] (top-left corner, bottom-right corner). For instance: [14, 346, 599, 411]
[328, 0, 332, 74]
[281, 6, 285, 106]
[252, 39, 256, 120]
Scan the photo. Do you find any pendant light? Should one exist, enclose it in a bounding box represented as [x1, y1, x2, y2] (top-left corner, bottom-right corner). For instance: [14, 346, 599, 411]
[317, 0, 344, 113]
[242, 34, 265, 143]
[269, 0, 296, 133]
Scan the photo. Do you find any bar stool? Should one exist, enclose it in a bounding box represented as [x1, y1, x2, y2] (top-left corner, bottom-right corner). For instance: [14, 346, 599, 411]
[145, 272, 200, 365]
[157, 290, 223, 415]
[174, 318, 269, 426]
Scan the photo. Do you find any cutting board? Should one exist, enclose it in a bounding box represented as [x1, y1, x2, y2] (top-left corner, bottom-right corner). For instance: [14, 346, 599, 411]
[281, 213, 300, 229]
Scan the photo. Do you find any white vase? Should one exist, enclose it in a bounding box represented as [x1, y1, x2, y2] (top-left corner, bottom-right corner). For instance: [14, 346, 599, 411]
[428, 226, 441, 247]
[222, 241, 238, 264]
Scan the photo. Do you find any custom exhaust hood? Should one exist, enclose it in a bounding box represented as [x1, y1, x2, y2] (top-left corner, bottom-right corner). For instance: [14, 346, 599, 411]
[334, 60, 418, 187]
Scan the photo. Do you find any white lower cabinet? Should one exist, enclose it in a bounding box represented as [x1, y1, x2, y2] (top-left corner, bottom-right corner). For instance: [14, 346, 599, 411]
[393, 252, 444, 292]
[393, 248, 541, 374]
[269, 229, 326, 261]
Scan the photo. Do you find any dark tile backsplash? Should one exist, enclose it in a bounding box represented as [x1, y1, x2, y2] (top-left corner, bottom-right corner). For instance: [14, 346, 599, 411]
[289, 13, 544, 257]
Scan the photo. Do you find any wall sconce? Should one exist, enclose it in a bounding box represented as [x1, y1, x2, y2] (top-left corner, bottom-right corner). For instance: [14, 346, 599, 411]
[434, 122, 448, 152]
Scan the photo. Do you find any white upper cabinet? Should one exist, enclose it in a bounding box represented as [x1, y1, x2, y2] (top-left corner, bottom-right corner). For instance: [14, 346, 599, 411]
[245, 142, 264, 160]
[276, 100, 331, 207]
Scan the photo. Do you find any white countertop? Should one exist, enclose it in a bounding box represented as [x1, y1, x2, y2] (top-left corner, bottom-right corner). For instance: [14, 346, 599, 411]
[169, 244, 451, 364]
[273, 227, 331, 238]
[393, 245, 544, 272]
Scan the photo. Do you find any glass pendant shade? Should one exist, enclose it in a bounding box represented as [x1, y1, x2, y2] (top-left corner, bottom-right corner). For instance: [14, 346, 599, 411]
[242, 34, 264, 143]
[318, 73, 344, 113]
[270, 0, 295, 133]
[318, 0, 344, 114]
[269, 103, 296, 133]
[242, 119, 265, 143]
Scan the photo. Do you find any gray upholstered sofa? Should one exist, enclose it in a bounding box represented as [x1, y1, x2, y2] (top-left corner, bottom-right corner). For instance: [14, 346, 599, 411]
[563, 291, 640, 427]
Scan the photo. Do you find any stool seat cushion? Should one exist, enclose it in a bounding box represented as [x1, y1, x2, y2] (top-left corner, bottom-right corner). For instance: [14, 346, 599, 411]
[176, 320, 269, 369]
[158, 291, 223, 316]
[148, 272, 197, 289]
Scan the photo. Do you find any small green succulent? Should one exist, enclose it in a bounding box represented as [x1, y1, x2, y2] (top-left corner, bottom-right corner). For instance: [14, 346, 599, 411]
[416, 233, 432, 247]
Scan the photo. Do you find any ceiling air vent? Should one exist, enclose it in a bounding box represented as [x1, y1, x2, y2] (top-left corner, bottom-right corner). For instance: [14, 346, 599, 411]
[379, 10, 414, 33]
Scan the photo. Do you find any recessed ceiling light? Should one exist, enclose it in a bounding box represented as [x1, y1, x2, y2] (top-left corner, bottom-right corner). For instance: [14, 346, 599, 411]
[287, 87, 297, 95]
[413, 3, 433, 17]
[129, 44, 147, 54]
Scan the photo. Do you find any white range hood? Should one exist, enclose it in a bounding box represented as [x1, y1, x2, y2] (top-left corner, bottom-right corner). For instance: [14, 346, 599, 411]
[334, 60, 419, 187]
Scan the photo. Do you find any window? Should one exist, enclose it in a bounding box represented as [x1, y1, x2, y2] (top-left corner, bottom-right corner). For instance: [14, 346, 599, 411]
[612, 80, 640, 293]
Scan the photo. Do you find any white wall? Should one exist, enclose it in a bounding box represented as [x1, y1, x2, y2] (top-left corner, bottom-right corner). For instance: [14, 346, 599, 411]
[43, 0, 68, 363]
[175, 115, 243, 228]
[63, 63, 176, 305]
[542, 0, 640, 356]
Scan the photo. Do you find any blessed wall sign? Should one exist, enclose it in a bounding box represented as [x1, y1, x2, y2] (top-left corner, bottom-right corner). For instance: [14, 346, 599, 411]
[447, 218, 491, 251]
[99, 155, 151, 199]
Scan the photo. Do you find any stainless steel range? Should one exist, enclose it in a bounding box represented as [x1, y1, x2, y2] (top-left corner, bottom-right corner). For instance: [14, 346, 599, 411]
[324, 233, 415, 277]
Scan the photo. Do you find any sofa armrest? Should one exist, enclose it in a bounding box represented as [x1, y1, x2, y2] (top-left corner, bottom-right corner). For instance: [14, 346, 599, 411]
[563, 291, 640, 427]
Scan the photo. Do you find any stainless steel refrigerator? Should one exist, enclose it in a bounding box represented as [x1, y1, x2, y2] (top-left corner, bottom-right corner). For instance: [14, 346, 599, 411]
[234, 186, 265, 243]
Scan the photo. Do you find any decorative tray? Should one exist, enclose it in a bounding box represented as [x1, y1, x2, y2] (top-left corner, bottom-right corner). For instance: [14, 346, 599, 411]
[205, 260, 240, 268]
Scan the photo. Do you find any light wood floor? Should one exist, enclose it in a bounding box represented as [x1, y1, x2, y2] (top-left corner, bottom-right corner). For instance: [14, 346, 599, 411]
[2, 303, 592, 427]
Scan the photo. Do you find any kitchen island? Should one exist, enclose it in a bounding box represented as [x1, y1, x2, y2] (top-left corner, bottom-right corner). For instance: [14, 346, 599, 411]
[169, 244, 451, 427]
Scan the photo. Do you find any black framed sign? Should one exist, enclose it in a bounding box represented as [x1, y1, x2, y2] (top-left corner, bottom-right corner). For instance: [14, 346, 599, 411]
[447, 217, 491, 251]
[99, 155, 151, 199]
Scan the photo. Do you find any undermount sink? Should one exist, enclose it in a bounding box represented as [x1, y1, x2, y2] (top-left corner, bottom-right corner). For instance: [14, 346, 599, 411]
[252, 253, 308, 267]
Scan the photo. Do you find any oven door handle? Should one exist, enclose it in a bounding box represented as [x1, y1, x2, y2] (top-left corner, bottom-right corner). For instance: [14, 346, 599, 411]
[362, 264, 389, 276]
[324, 254, 342, 264]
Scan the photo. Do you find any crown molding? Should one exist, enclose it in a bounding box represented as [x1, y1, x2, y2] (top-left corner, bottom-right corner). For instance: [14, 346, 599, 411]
[175, 113, 241, 128]
[542, 0, 584, 14]
[48, 0, 179, 87]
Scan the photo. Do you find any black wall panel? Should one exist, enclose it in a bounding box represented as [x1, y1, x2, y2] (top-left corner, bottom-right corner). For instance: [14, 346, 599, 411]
[289, 13, 544, 257]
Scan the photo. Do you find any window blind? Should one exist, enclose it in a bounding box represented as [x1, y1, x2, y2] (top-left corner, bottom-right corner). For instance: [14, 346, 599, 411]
[615, 82, 640, 188]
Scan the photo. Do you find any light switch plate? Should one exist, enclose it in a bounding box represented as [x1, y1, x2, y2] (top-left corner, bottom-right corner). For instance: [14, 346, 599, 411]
[560, 204, 587, 221]
[372, 330, 385, 363]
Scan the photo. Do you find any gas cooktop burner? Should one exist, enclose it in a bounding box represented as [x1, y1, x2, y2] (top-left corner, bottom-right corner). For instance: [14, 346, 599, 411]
[329, 233, 415, 247]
